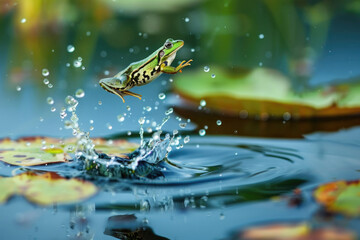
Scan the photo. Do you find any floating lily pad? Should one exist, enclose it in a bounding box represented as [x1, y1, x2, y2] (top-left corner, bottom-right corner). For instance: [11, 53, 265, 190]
[239, 223, 356, 240]
[0, 137, 138, 166]
[314, 180, 360, 217]
[0, 172, 97, 205]
[173, 67, 360, 118]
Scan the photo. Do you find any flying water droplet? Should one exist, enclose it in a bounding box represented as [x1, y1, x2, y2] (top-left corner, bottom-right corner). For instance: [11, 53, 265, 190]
[211, 74, 216, 78]
[73, 60, 82, 68]
[16, 86, 21, 91]
[185, 17, 190, 22]
[21, 18, 26, 23]
[199, 129, 206, 136]
[179, 123, 187, 128]
[47, 97, 54, 105]
[48, 83, 53, 88]
[51, 107, 56, 112]
[200, 100, 206, 107]
[117, 114, 125, 122]
[138, 117, 146, 125]
[75, 89, 85, 98]
[43, 79, 49, 85]
[259, 34, 264, 39]
[204, 66, 210, 72]
[216, 120, 222, 126]
[158, 93, 166, 100]
[42, 68, 49, 77]
[67, 45, 75, 53]
[165, 108, 173, 115]
[184, 135, 190, 144]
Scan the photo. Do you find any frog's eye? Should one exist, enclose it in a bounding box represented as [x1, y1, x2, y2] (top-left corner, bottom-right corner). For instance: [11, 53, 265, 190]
[164, 42, 173, 49]
[159, 50, 165, 57]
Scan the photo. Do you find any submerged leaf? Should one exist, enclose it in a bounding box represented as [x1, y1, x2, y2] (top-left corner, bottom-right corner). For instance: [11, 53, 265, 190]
[0, 172, 97, 205]
[239, 223, 356, 240]
[314, 180, 360, 217]
[174, 67, 360, 118]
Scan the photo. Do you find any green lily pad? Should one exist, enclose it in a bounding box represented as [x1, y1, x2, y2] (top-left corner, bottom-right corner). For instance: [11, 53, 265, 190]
[0, 171, 97, 205]
[173, 67, 360, 118]
[0, 137, 138, 166]
[314, 180, 360, 217]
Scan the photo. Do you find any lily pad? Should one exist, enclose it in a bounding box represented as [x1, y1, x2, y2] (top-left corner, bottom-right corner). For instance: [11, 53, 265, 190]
[173, 67, 360, 118]
[0, 137, 138, 166]
[0, 171, 97, 205]
[239, 223, 356, 240]
[314, 180, 360, 217]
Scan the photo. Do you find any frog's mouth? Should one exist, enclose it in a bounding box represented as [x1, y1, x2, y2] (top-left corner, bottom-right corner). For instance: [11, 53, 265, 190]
[99, 80, 125, 103]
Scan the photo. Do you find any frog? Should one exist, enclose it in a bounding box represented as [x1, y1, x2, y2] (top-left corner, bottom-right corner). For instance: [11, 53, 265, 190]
[99, 38, 192, 102]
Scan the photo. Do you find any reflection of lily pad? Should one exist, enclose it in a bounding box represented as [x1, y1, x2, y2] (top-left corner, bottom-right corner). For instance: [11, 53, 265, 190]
[314, 180, 360, 217]
[239, 223, 356, 240]
[0, 137, 138, 166]
[0, 172, 97, 205]
[174, 67, 360, 118]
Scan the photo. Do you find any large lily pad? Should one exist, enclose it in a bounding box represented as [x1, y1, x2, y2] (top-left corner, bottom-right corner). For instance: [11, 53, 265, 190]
[239, 223, 356, 240]
[0, 171, 97, 205]
[173, 67, 360, 118]
[314, 180, 360, 217]
[0, 137, 138, 166]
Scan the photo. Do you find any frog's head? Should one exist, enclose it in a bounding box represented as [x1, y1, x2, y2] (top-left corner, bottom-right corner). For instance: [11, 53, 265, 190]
[158, 38, 184, 64]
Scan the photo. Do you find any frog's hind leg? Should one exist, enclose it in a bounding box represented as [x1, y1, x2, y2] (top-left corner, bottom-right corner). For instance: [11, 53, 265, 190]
[101, 83, 125, 102]
[122, 90, 142, 100]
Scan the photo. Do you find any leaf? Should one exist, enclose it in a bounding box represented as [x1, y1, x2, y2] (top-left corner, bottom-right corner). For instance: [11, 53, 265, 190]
[0, 137, 138, 166]
[173, 67, 360, 118]
[314, 180, 360, 217]
[0, 137, 69, 166]
[239, 223, 356, 240]
[0, 172, 97, 205]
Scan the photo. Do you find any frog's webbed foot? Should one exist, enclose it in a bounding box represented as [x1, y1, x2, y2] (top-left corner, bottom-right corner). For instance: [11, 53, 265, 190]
[122, 90, 142, 100]
[160, 59, 193, 74]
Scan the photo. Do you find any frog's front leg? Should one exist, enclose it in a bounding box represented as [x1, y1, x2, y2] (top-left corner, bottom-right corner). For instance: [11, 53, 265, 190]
[160, 59, 193, 74]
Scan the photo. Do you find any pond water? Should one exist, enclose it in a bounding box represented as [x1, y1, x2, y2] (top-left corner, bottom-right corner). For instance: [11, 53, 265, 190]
[1, 1, 360, 239]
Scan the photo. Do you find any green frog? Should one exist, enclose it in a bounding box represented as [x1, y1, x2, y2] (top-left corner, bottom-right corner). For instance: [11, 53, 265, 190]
[99, 38, 192, 102]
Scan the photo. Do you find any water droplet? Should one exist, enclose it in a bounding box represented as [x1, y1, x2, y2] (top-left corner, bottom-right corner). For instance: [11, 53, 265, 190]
[185, 17, 190, 22]
[73, 60, 82, 68]
[283, 112, 291, 121]
[129, 48, 134, 53]
[200, 100, 206, 107]
[211, 74, 216, 78]
[158, 93, 166, 100]
[107, 123, 112, 130]
[259, 34, 264, 39]
[60, 111, 67, 119]
[104, 70, 110, 76]
[145, 106, 152, 112]
[21, 18, 26, 23]
[89, 126, 94, 131]
[138, 117, 145, 125]
[47, 97, 54, 105]
[66, 63, 70, 67]
[179, 123, 187, 128]
[117, 114, 125, 122]
[184, 135, 190, 144]
[51, 107, 56, 112]
[75, 89, 85, 98]
[16, 86, 21, 91]
[204, 66, 210, 72]
[191, 48, 195, 52]
[67, 45, 75, 53]
[89, 120, 94, 124]
[216, 120, 222, 126]
[42, 68, 49, 77]
[39, 117, 44, 122]
[43, 79, 49, 85]
[86, 31, 91, 36]
[48, 83, 53, 88]
[220, 213, 225, 220]
[165, 108, 173, 115]
[127, 131, 132, 136]
[259, 62, 263, 67]
[98, 101, 102, 105]
[199, 129, 206, 136]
